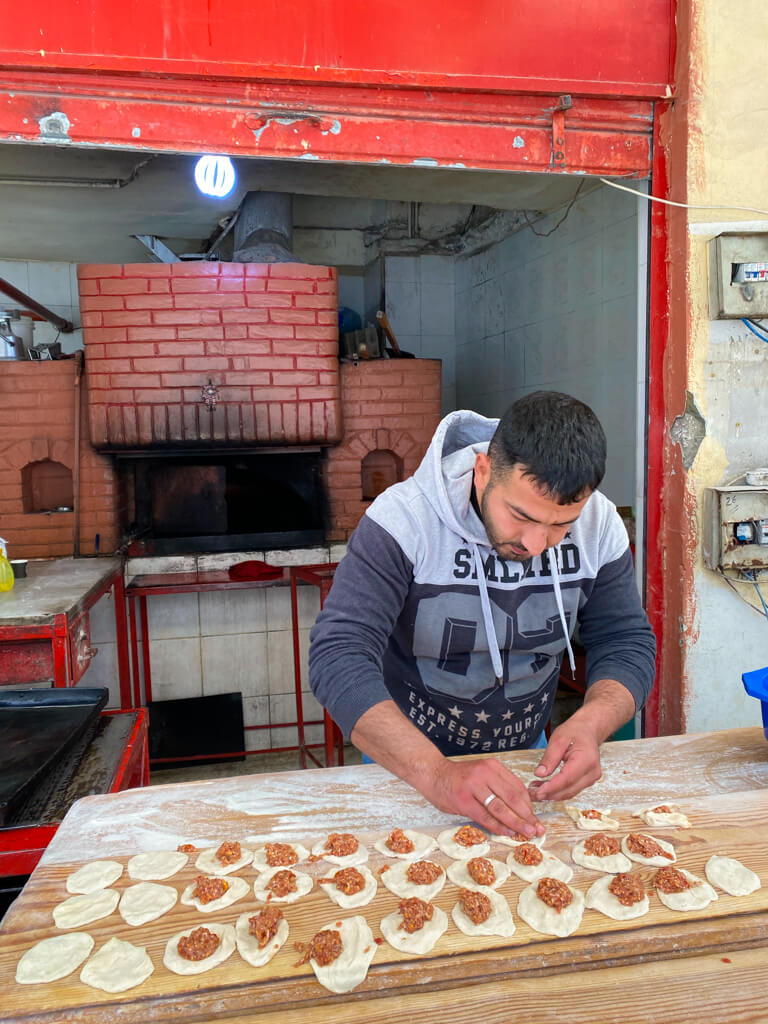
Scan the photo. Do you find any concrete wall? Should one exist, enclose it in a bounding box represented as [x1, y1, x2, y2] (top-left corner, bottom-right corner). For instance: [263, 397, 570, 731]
[453, 184, 640, 509]
[677, 0, 768, 732]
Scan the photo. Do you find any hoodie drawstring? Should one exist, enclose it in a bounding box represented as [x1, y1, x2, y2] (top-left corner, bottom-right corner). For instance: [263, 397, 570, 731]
[549, 545, 577, 677]
[472, 544, 504, 684]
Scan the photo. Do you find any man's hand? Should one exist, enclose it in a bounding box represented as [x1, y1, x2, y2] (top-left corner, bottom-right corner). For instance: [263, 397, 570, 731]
[425, 757, 545, 838]
[527, 678, 636, 802]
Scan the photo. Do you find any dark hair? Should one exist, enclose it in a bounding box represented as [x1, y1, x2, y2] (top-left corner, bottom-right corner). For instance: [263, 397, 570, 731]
[488, 391, 606, 503]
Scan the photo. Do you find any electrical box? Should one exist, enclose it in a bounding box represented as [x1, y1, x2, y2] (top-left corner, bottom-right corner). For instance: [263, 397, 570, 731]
[709, 233, 768, 319]
[703, 486, 768, 570]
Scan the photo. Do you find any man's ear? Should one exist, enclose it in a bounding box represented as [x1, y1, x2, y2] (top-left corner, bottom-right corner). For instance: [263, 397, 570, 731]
[474, 452, 492, 496]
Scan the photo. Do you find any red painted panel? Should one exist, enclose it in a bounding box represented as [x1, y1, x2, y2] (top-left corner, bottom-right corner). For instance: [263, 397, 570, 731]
[1, 1, 673, 97]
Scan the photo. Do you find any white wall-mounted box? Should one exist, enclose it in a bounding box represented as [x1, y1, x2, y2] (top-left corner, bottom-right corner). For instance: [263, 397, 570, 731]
[703, 486, 768, 571]
[709, 233, 768, 319]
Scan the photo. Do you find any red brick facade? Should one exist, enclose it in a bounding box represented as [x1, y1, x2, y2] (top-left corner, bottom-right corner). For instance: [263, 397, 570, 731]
[78, 262, 341, 448]
[0, 362, 119, 558]
[325, 360, 442, 540]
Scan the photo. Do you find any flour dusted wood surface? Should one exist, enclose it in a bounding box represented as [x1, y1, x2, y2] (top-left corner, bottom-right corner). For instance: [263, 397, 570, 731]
[0, 729, 767, 1023]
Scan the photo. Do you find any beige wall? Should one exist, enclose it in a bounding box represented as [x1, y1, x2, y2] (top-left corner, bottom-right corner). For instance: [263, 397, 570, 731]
[679, 0, 768, 730]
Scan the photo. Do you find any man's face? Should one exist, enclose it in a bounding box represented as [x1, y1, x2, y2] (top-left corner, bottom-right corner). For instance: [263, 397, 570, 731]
[474, 454, 591, 562]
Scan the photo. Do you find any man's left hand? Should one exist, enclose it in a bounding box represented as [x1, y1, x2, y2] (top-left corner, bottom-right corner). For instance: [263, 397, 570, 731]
[526, 718, 602, 801]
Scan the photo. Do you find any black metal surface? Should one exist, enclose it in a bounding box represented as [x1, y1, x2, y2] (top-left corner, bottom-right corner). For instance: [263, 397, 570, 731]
[0, 689, 108, 826]
[131, 529, 324, 556]
[149, 693, 244, 769]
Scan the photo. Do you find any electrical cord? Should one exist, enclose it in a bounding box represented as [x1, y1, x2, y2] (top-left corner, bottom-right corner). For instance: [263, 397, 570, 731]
[599, 177, 768, 218]
[717, 568, 768, 619]
[523, 180, 587, 238]
[742, 318, 768, 344]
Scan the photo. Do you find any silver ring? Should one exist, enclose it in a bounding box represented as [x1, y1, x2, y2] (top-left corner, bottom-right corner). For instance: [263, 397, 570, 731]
[483, 792, 496, 808]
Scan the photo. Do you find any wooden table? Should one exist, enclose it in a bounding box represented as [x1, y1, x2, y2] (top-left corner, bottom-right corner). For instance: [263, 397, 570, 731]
[2, 728, 768, 1023]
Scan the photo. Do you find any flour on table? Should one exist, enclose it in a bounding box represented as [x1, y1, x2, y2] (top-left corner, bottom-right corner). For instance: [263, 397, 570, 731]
[379, 860, 446, 901]
[318, 865, 378, 908]
[66, 860, 123, 894]
[436, 826, 490, 860]
[235, 911, 289, 968]
[571, 837, 632, 874]
[180, 875, 249, 913]
[565, 806, 619, 831]
[163, 922, 236, 976]
[15, 933, 94, 984]
[584, 874, 650, 921]
[53, 889, 119, 929]
[705, 855, 761, 896]
[633, 805, 691, 829]
[654, 868, 717, 911]
[80, 937, 154, 993]
[127, 850, 188, 881]
[446, 857, 510, 891]
[506, 849, 573, 884]
[621, 832, 677, 866]
[380, 904, 448, 954]
[311, 835, 369, 867]
[517, 880, 585, 937]
[451, 889, 516, 938]
[373, 829, 437, 860]
[251, 842, 310, 870]
[252, 867, 313, 904]
[119, 882, 178, 926]
[194, 845, 253, 876]
[302, 916, 376, 993]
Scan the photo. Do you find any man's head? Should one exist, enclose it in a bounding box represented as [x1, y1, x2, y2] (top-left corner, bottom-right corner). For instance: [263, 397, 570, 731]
[474, 391, 606, 562]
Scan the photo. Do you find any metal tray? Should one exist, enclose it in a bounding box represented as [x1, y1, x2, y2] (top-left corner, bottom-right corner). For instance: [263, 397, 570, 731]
[0, 688, 108, 826]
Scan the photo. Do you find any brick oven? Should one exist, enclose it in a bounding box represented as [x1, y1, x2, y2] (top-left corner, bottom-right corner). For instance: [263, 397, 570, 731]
[0, 260, 441, 559]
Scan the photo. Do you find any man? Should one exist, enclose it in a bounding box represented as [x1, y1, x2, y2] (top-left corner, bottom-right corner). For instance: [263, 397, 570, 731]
[309, 391, 656, 839]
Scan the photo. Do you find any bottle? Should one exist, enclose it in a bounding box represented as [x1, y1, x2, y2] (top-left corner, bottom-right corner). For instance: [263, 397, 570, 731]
[0, 538, 14, 591]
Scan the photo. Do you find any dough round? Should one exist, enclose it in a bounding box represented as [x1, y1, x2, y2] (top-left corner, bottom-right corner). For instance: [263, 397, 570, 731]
[251, 843, 310, 870]
[380, 904, 448, 954]
[491, 832, 546, 849]
[53, 889, 119, 929]
[571, 839, 632, 874]
[373, 830, 437, 860]
[584, 874, 650, 921]
[655, 868, 718, 911]
[565, 806, 619, 831]
[506, 849, 573, 884]
[194, 845, 253, 876]
[319, 865, 378, 908]
[621, 833, 677, 866]
[119, 882, 178, 926]
[379, 860, 446, 902]
[451, 889, 516, 938]
[163, 922, 235, 976]
[235, 911, 289, 967]
[15, 933, 94, 984]
[253, 867, 313, 904]
[436, 827, 490, 860]
[304, 916, 376, 993]
[80, 937, 154, 993]
[633, 806, 691, 829]
[66, 860, 123, 895]
[446, 857, 510, 891]
[180, 874, 249, 913]
[310, 837, 369, 867]
[705, 855, 761, 896]
[517, 881, 585, 937]
[127, 850, 188, 881]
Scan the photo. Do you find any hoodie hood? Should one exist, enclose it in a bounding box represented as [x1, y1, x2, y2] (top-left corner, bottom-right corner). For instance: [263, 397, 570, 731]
[411, 410, 576, 681]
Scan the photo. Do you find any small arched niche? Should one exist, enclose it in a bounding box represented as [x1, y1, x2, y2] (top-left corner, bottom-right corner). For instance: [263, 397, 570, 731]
[21, 459, 74, 513]
[361, 449, 403, 501]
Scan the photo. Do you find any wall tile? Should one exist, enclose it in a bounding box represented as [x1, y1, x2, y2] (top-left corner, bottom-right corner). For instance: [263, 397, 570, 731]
[263, 547, 330, 567]
[420, 284, 454, 336]
[0, 260, 30, 293]
[201, 632, 268, 698]
[27, 262, 75, 306]
[147, 592, 200, 639]
[266, 629, 296, 695]
[386, 279, 421, 336]
[329, 543, 348, 562]
[243, 696, 271, 750]
[199, 588, 267, 636]
[419, 254, 454, 285]
[147, 637, 202, 701]
[385, 256, 418, 283]
[265, 582, 320, 632]
[77, 642, 121, 708]
[269, 691, 301, 749]
[88, 592, 117, 645]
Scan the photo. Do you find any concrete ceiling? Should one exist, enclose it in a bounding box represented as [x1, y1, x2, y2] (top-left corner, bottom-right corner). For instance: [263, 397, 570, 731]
[0, 143, 590, 263]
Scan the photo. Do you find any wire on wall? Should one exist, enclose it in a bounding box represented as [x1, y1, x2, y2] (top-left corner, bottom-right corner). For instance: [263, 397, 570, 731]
[742, 319, 768, 345]
[600, 177, 768, 219]
[523, 179, 587, 238]
[717, 568, 768, 620]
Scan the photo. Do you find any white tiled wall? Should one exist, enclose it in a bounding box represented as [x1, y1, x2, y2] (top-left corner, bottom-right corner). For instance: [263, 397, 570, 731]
[385, 254, 456, 413]
[0, 259, 84, 352]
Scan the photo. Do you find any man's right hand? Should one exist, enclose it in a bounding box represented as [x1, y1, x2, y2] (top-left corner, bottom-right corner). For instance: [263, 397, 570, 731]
[424, 756, 545, 838]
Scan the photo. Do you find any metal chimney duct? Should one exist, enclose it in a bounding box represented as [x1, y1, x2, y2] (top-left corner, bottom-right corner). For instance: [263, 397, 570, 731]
[233, 191, 297, 263]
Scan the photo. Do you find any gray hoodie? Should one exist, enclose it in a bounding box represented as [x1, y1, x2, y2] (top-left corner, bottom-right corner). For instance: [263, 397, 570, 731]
[309, 410, 656, 755]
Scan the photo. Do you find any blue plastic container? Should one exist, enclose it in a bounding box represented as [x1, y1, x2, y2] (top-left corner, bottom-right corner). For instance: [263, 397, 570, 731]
[742, 666, 768, 740]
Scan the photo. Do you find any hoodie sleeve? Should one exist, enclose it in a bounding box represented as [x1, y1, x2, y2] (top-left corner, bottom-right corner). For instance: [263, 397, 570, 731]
[577, 548, 657, 711]
[309, 514, 413, 736]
